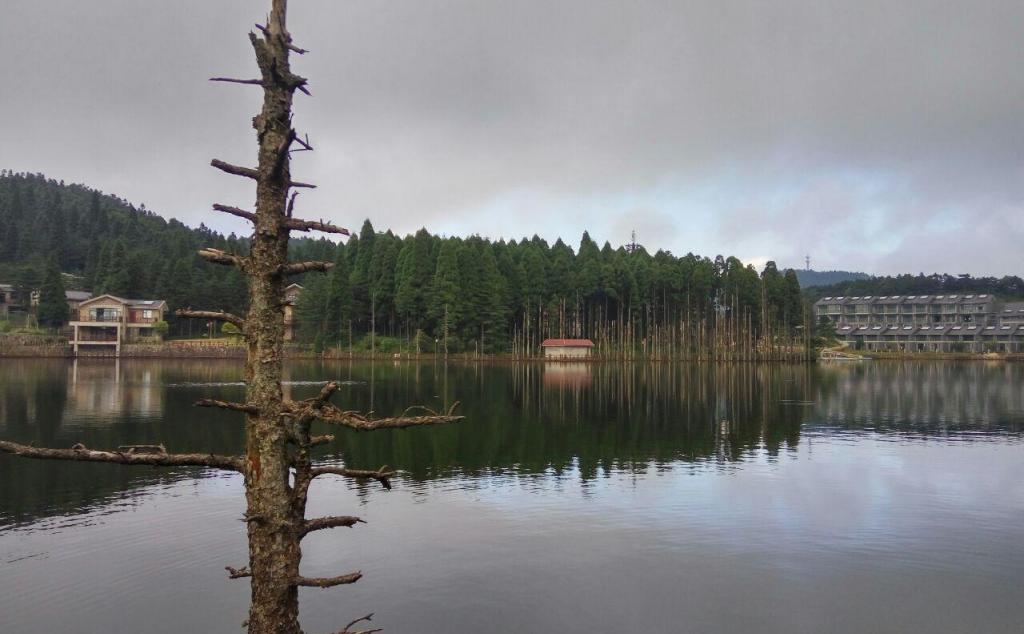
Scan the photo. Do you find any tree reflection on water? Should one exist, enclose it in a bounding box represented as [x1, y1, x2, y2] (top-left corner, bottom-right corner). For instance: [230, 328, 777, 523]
[1, 359, 1021, 527]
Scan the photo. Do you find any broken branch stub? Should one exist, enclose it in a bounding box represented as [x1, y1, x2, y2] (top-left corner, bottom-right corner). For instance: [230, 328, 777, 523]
[294, 571, 362, 588]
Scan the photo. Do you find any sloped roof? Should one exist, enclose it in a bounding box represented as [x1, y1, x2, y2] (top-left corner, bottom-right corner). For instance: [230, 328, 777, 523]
[124, 299, 167, 308]
[79, 294, 166, 308]
[541, 338, 595, 347]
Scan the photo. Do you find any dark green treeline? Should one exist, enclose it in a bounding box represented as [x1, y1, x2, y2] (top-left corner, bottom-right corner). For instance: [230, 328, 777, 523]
[295, 220, 805, 358]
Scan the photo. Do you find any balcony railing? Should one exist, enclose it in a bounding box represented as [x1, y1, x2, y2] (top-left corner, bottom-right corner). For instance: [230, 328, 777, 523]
[81, 313, 121, 323]
[76, 332, 118, 342]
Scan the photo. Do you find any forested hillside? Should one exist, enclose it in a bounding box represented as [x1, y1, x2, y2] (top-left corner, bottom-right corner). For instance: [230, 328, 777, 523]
[0, 172, 322, 335]
[804, 273, 1024, 301]
[795, 269, 870, 288]
[0, 172, 805, 352]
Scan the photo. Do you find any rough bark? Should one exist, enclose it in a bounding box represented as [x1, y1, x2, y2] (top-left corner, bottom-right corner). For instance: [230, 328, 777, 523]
[238, 4, 303, 630]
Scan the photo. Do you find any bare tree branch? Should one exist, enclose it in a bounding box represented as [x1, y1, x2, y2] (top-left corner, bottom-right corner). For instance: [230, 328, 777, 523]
[310, 381, 341, 408]
[175, 308, 246, 329]
[285, 217, 350, 235]
[279, 261, 333, 276]
[211, 158, 259, 180]
[330, 613, 382, 634]
[198, 248, 248, 269]
[308, 435, 334, 447]
[195, 399, 258, 415]
[226, 566, 252, 579]
[309, 465, 395, 490]
[289, 178, 316, 189]
[210, 77, 264, 86]
[0, 441, 244, 472]
[295, 572, 362, 588]
[292, 133, 313, 152]
[212, 203, 257, 223]
[315, 402, 465, 432]
[300, 516, 364, 537]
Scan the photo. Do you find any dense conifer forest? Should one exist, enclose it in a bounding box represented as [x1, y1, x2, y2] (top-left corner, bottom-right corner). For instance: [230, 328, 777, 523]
[0, 171, 806, 354]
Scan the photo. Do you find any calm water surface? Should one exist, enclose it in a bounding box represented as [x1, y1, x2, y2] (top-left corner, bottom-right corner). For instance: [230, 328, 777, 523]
[1, 359, 1022, 633]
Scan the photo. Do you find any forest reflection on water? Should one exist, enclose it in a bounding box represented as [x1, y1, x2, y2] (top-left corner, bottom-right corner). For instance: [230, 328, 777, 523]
[1, 358, 1021, 527]
[1, 359, 1023, 633]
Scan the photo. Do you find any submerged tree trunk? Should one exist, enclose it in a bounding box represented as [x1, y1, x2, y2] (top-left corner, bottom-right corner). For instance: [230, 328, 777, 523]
[242, 3, 302, 630]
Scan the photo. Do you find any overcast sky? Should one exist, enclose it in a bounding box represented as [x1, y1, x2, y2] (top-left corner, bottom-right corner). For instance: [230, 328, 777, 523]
[2, 0, 1022, 275]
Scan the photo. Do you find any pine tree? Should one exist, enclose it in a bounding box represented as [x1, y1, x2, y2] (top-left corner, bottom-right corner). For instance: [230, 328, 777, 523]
[47, 190, 68, 268]
[429, 240, 462, 346]
[368, 232, 399, 333]
[37, 258, 69, 327]
[0, 183, 22, 262]
[100, 242, 132, 297]
[761, 261, 785, 323]
[91, 242, 113, 292]
[394, 228, 434, 330]
[323, 247, 353, 344]
[295, 274, 329, 343]
[782, 269, 804, 330]
[349, 219, 376, 326]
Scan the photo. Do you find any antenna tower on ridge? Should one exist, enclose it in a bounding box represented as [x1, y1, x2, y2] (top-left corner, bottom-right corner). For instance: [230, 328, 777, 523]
[625, 230, 641, 253]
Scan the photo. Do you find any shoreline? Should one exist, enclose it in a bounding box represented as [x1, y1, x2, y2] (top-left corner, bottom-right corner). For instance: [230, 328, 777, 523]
[0, 341, 1021, 362]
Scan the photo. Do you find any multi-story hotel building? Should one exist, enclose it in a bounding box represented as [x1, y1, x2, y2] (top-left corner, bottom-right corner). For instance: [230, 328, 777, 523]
[814, 293, 1024, 352]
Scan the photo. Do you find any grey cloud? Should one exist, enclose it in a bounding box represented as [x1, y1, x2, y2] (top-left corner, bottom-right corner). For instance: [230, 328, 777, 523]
[1, 0, 1022, 273]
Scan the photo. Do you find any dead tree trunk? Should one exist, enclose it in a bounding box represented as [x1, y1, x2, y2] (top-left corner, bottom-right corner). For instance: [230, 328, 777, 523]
[1, 2, 462, 633]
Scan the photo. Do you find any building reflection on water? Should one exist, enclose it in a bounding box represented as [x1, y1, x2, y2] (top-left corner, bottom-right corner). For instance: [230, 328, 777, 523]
[68, 359, 163, 418]
[543, 362, 593, 389]
[814, 361, 1024, 431]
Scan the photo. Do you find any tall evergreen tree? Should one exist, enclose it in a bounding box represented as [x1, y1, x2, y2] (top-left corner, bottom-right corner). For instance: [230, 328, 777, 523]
[394, 228, 434, 329]
[782, 269, 804, 330]
[100, 242, 132, 297]
[0, 182, 22, 262]
[349, 219, 376, 326]
[322, 246, 353, 343]
[37, 258, 69, 327]
[429, 240, 462, 349]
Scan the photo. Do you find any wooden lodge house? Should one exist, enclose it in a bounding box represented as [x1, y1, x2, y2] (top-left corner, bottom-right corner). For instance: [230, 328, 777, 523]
[541, 338, 595, 358]
[69, 294, 167, 355]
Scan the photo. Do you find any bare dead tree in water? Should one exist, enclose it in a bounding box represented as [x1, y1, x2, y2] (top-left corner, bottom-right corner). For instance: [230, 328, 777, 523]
[0, 1, 463, 632]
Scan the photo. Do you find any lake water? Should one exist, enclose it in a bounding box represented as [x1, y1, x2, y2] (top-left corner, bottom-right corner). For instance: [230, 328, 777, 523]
[1, 359, 1022, 633]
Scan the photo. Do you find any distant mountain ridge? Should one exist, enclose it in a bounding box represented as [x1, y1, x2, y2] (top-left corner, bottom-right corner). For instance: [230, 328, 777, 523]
[795, 269, 870, 288]
[804, 272, 1024, 302]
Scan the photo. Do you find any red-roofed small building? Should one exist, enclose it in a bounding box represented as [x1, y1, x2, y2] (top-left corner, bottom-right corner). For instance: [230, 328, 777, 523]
[541, 338, 595, 359]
